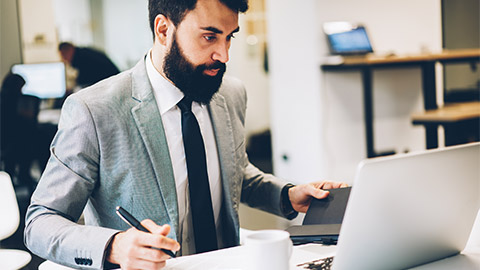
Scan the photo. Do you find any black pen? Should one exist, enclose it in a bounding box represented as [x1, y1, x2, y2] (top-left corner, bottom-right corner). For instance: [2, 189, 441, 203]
[115, 206, 176, 258]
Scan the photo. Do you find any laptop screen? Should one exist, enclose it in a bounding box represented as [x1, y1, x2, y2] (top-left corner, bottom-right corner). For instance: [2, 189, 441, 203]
[333, 143, 480, 269]
[323, 22, 373, 55]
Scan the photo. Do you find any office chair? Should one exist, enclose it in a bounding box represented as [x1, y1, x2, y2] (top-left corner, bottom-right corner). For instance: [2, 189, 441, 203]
[0, 171, 32, 270]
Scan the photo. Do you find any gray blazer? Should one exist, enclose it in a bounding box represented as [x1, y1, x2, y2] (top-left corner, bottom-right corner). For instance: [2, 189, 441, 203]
[24, 58, 288, 269]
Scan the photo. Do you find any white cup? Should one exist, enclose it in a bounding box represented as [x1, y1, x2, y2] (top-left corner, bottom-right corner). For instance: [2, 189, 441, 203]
[244, 230, 293, 270]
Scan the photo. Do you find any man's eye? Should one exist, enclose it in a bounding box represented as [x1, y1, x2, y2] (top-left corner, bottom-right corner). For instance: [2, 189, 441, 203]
[204, 35, 216, 41]
[227, 34, 236, 41]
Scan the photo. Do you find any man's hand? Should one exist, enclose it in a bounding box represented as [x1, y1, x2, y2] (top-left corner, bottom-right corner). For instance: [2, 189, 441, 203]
[289, 181, 348, 213]
[106, 219, 180, 270]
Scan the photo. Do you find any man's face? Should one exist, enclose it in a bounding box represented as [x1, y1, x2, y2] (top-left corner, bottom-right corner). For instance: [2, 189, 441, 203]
[163, 33, 226, 104]
[162, 0, 239, 104]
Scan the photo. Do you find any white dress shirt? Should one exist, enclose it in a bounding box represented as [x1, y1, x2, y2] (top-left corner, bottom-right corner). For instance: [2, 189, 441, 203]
[145, 51, 223, 255]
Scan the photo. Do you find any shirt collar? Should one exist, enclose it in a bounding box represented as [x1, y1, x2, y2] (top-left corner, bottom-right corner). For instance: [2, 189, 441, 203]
[145, 49, 184, 115]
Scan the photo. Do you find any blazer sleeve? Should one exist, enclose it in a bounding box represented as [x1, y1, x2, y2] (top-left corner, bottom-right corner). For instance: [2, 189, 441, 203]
[241, 160, 291, 218]
[223, 78, 291, 218]
[24, 95, 119, 269]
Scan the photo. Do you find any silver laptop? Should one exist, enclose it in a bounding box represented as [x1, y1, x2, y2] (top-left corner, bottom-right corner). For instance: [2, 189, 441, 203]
[331, 142, 480, 269]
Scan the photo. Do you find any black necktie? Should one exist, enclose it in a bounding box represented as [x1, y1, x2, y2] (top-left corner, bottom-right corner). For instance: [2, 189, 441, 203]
[177, 97, 218, 253]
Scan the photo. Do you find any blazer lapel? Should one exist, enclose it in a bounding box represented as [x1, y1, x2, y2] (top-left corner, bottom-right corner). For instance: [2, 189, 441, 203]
[208, 94, 237, 213]
[129, 59, 179, 236]
[209, 93, 241, 247]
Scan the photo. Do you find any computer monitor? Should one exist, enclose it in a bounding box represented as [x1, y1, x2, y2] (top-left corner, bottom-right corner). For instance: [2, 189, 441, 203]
[323, 22, 373, 55]
[11, 62, 66, 99]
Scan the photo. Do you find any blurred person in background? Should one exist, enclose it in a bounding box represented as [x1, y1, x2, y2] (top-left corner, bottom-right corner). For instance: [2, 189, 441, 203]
[0, 73, 40, 192]
[58, 42, 120, 89]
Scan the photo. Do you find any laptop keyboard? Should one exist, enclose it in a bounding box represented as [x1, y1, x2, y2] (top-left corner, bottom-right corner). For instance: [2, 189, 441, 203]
[297, 256, 334, 270]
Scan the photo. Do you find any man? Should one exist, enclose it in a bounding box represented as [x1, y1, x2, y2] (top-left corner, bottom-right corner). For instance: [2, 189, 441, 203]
[59, 42, 120, 88]
[25, 0, 346, 269]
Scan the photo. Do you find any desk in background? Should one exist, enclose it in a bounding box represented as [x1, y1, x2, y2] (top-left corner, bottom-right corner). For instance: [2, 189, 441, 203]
[412, 101, 480, 147]
[321, 49, 480, 157]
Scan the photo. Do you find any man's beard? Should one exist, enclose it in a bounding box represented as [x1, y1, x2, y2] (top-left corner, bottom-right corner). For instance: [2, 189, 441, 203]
[163, 34, 226, 104]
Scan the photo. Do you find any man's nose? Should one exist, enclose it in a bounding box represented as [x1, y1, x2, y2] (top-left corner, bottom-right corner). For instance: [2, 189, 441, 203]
[212, 42, 229, 63]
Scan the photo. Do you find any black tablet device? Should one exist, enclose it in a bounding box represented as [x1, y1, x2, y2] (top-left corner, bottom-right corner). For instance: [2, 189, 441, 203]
[286, 187, 352, 245]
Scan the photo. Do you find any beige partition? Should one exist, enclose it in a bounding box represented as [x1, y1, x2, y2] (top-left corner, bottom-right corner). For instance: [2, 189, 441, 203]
[18, 0, 60, 63]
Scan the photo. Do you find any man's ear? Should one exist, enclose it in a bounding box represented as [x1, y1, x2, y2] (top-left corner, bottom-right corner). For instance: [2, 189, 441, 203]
[154, 14, 171, 46]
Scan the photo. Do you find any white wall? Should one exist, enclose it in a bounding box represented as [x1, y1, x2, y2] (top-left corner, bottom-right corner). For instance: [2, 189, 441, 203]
[266, 0, 327, 183]
[102, 0, 152, 70]
[266, 0, 442, 185]
[228, 13, 271, 138]
[0, 0, 22, 79]
[53, 0, 93, 46]
[17, 0, 59, 63]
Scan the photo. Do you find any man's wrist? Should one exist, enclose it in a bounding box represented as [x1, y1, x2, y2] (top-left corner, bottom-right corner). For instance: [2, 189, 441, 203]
[104, 232, 121, 269]
[281, 183, 298, 220]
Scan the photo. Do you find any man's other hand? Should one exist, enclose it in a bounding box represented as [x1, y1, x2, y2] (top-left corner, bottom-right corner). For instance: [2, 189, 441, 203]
[106, 219, 180, 269]
[289, 181, 348, 213]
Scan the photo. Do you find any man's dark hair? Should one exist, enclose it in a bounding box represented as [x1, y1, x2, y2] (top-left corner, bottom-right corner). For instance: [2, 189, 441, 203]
[58, 42, 75, 51]
[148, 0, 248, 38]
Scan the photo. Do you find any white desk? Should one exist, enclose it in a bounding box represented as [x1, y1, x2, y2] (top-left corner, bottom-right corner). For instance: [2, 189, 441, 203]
[163, 244, 480, 270]
[40, 210, 480, 269]
[38, 245, 480, 270]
